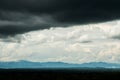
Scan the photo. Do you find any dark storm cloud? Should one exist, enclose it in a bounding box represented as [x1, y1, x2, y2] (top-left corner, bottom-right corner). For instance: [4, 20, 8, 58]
[80, 41, 92, 43]
[111, 35, 120, 40]
[0, 11, 59, 37]
[0, 0, 120, 36]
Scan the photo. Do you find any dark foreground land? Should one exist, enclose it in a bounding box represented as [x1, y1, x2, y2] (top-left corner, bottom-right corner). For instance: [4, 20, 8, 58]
[0, 68, 120, 80]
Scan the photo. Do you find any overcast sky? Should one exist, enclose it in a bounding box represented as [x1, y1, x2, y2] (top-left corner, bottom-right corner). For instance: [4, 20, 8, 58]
[0, 0, 120, 63]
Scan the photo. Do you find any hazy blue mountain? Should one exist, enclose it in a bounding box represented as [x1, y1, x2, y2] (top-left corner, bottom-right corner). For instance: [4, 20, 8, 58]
[79, 62, 120, 68]
[0, 60, 120, 68]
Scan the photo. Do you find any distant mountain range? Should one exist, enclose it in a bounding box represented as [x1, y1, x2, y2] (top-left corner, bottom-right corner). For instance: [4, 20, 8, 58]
[0, 60, 120, 69]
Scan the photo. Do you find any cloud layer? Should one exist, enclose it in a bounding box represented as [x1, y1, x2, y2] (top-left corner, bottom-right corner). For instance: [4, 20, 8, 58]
[0, 0, 120, 63]
[0, 0, 120, 36]
[0, 20, 120, 63]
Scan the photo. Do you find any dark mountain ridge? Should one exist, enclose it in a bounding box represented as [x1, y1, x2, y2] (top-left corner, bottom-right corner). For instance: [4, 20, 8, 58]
[0, 60, 120, 69]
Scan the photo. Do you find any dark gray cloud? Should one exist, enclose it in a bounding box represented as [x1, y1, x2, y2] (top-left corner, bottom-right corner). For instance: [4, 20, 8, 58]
[0, 11, 59, 36]
[80, 41, 92, 43]
[111, 35, 120, 40]
[0, 0, 120, 36]
[0, 34, 24, 43]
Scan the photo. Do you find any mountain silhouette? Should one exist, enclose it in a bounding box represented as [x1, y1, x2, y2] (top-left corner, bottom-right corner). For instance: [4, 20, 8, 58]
[0, 60, 120, 69]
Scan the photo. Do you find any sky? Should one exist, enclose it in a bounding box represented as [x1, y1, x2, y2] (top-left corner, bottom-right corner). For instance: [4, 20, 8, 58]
[0, 0, 120, 63]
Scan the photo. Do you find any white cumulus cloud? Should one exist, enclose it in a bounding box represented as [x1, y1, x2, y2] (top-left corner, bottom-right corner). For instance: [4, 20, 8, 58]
[0, 20, 120, 63]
